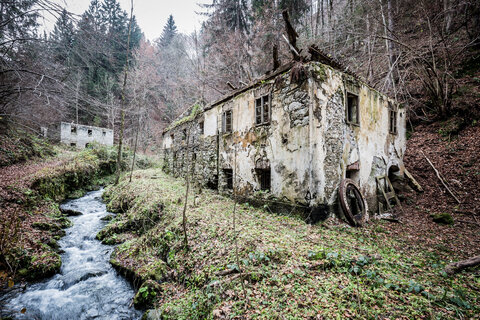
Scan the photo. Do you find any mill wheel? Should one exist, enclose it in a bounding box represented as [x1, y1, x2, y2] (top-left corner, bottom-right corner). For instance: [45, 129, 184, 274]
[339, 179, 368, 227]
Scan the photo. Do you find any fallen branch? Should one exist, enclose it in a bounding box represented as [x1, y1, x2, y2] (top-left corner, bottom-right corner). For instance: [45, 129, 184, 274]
[204, 273, 244, 289]
[404, 168, 423, 192]
[445, 255, 480, 275]
[421, 151, 461, 203]
[215, 268, 239, 276]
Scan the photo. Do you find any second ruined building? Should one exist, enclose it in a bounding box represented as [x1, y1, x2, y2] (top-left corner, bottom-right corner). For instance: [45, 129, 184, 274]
[162, 59, 406, 223]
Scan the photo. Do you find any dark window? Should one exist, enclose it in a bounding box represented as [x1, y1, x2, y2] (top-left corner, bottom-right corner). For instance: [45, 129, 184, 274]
[389, 104, 397, 134]
[223, 169, 233, 189]
[102, 131, 106, 136]
[256, 168, 271, 191]
[182, 128, 187, 141]
[88, 129, 93, 136]
[255, 94, 271, 125]
[170, 133, 174, 141]
[346, 93, 359, 125]
[199, 121, 204, 134]
[70, 142, 76, 147]
[222, 110, 232, 133]
[85, 143, 90, 148]
[71, 126, 77, 134]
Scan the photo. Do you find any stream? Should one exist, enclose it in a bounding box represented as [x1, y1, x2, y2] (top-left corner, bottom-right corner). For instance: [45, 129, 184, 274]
[0, 189, 142, 320]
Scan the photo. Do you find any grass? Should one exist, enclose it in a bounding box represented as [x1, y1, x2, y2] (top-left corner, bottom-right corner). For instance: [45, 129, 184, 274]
[101, 168, 479, 319]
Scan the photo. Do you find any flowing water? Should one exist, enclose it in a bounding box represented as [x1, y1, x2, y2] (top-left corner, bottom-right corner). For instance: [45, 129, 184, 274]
[0, 190, 142, 320]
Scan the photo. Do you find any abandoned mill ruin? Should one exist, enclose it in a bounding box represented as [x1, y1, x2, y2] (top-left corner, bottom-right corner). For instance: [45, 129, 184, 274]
[162, 53, 406, 224]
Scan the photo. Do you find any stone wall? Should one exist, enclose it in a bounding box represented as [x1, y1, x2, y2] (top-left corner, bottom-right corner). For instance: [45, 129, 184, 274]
[162, 61, 406, 218]
[59, 122, 114, 149]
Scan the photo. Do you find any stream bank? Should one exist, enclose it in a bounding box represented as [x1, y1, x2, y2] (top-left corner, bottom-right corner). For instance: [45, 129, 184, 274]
[0, 190, 141, 319]
[0, 145, 123, 286]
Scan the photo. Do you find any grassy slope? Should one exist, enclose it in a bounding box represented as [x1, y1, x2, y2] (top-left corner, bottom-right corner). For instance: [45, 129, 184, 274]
[101, 169, 479, 319]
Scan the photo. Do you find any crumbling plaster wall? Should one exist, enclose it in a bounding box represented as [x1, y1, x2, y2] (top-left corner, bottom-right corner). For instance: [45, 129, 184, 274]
[162, 61, 406, 215]
[309, 62, 406, 212]
[215, 72, 312, 204]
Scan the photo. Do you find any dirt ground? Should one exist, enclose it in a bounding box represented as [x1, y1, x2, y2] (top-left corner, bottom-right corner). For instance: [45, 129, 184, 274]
[383, 122, 480, 260]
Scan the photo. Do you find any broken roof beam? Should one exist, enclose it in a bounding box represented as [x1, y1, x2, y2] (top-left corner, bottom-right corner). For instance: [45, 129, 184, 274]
[282, 10, 301, 61]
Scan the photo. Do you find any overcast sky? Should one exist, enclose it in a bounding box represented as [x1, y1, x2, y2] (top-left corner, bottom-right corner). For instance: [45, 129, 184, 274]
[42, 0, 209, 40]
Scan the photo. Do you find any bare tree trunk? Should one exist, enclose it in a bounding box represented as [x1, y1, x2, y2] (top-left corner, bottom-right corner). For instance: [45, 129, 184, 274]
[129, 116, 140, 183]
[182, 127, 191, 250]
[75, 77, 80, 124]
[115, 0, 134, 185]
[232, 143, 248, 308]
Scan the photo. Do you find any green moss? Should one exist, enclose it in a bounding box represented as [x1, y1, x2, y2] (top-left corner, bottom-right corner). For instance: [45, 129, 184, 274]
[432, 212, 454, 225]
[166, 103, 202, 132]
[134, 280, 162, 309]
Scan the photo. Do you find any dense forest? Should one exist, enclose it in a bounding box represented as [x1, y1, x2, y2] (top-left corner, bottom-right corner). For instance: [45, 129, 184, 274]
[1, 0, 479, 150]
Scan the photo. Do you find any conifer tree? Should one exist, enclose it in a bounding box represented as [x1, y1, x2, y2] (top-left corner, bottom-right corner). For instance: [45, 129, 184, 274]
[49, 9, 75, 64]
[158, 15, 177, 47]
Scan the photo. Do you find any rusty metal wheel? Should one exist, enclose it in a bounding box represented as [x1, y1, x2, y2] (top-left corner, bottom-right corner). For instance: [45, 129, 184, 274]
[339, 179, 368, 227]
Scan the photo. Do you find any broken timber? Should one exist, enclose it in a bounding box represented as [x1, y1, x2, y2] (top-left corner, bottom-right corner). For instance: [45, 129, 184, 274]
[445, 255, 480, 275]
[376, 175, 402, 214]
[421, 151, 461, 204]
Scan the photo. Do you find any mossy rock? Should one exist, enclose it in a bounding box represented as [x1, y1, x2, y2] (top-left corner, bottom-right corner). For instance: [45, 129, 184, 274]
[100, 214, 115, 221]
[31, 221, 61, 231]
[432, 213, 454, 225]
[60, 207, 83, 216]
[67, 189, 86, 199]
[133, 280, 162, 309]
[27, 252, 61, 280]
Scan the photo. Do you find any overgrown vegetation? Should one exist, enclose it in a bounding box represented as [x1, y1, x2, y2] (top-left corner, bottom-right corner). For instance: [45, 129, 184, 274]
[0, 123, 55, 167]
[0, 143, 127, 285]
[100, 168, 479, 319]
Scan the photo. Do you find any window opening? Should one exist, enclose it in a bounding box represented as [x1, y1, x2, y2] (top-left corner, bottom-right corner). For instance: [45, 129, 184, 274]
[256, 168, 271, 191]
[255, 94, 271, 125]
[182, 128, 187, 141]
[199, 121, 204, 135]
[222, 110, 232, 133]
[88, 129, 93, 136]
[389, 104, 397, 134]
[102, 131, 106, 136]
[346, 93, 359, 125]
[71, 126, 77, 134]
[223, 169, 233, 189]
[70, 142, 76, 147]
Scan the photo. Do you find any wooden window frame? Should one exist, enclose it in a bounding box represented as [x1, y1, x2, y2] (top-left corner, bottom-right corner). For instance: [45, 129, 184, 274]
[389, 104, 398, 135]
[255, 94, 271, 126]
[222, 110, 232, 134]
[346, 92, 360, 126]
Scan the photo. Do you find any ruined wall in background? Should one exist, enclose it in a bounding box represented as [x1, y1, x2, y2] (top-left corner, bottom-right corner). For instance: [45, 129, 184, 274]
[59, 122, 113, 149]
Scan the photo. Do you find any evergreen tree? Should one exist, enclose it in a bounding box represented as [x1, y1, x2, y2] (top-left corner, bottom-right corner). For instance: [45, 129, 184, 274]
[158, 15, 178, 47]
[49, 9, 75, 64]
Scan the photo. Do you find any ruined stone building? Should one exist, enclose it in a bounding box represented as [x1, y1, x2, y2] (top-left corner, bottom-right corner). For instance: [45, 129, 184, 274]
[162, 59, 406, 222]
[48, 122, 114, 149]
